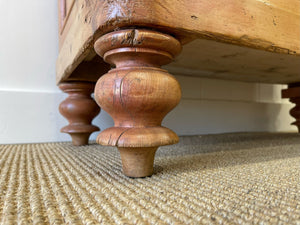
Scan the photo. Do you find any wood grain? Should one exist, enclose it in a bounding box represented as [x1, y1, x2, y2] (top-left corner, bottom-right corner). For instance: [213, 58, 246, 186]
[56, 0, 300, 84]
[94, 0, 300, 53]
[94, 29, 182, 177]
[165, 39, 300, 84]
[57, 0, 99, 83]
[58, 0, 75, 35]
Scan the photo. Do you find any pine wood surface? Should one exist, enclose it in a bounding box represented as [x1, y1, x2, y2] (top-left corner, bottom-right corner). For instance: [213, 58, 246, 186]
[57, 0, 300, 84]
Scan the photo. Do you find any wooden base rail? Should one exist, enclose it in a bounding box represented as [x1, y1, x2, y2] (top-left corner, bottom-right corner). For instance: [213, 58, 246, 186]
[59, 82, 100, 146]
[94, 29, 182, 177]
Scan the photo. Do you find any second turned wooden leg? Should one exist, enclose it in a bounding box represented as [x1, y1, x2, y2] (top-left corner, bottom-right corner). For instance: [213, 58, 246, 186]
[59, 82, 100, 146]
[282, 83, 300, 132]
[94, 29, 182, 177]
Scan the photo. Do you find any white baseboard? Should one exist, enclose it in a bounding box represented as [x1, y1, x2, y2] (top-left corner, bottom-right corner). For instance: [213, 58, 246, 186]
[164, 99, 297, 135]
[0, 90, 66, 144]
[0, 84, 296, 144]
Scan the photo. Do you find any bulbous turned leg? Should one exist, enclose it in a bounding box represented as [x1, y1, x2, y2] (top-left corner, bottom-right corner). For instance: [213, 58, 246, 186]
[282, 83, 300, 132]
[94, 29, 182, 177]
[59, 82, 100, 145]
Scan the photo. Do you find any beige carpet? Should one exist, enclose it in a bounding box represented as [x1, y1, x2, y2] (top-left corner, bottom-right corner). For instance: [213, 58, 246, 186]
[0, 132, 300, 224]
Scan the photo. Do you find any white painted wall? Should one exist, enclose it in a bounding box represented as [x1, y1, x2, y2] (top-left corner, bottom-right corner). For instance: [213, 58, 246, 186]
[0, 1, 296, 144]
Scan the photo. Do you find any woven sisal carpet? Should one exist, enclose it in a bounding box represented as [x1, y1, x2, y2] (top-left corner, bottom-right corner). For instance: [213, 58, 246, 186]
[0, 133, 300, 224]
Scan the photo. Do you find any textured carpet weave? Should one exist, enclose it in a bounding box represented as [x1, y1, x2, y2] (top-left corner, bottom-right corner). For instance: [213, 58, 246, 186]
[1, 133, 300, 224]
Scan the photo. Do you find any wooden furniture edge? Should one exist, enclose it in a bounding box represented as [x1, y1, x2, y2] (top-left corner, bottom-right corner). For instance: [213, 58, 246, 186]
[56, 0, 300, 85]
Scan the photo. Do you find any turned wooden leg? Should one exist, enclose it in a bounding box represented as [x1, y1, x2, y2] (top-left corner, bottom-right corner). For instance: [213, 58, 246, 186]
[59, 82, 100, 145]
[94, 29, 182, 177]
[282, 83, 300, 132]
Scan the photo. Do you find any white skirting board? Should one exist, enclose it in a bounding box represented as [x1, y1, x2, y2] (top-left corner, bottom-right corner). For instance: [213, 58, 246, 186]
[0, 76, 297, 144]
[0, 90, 66, 144]
[164, 75, 297, 135]
[0, 89, 112, 144]
[164, 99, 296, 135]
